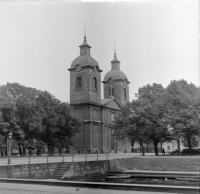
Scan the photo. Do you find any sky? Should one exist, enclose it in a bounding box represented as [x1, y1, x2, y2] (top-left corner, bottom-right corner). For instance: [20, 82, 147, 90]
[0, 0, 199, 102]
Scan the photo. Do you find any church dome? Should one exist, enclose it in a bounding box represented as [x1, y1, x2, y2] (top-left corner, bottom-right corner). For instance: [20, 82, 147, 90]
[104, 69, 127, 81]
[103, 49, 129, 82]
[71, 55, 99, 68]
[70, 27, 100, 69]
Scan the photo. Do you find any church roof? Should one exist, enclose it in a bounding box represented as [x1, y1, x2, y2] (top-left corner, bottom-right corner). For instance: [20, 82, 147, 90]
[79, 39, 91, 48]
[71, 55, 99, 68]
[104, 69, 128, 81]
[101, 98, 113, 105]
[70, 27, 100, 69]
[101, 97, 121, 110]
[103, 53, 129, 82]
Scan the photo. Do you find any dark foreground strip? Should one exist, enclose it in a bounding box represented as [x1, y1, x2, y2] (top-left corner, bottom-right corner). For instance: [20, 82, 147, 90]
[111, 171, 200, 179]
[117, 170, 200, 177]
[0, 178, 199, 193]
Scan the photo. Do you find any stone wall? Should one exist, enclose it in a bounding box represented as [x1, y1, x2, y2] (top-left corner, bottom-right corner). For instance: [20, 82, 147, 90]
[0, 162, 62, 179]
[62, 160, 110, 180]
[61, 160, 127, 180]
[0, 160, 125, 180]
[109, 159, 128, 173]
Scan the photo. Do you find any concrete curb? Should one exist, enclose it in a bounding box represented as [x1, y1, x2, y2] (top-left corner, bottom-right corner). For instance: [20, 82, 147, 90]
[120, 170, 200, 178]
[0, 178, 199, 193]
[123, 170, 200, 175]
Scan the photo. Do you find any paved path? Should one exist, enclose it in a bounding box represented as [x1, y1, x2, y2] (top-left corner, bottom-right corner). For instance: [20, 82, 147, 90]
[1, 152, 200, 166]
[0, 182, 176, 194]
[0, 152, 145, 166]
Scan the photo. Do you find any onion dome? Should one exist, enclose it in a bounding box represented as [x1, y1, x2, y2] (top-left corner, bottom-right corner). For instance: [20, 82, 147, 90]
[103, 44, 130, 83]
[71, 55, 99, 68]
[70, 24, 100, 70]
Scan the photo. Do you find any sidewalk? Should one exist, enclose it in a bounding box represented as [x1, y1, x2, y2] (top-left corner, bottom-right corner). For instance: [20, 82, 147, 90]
[0, 152, 143, 166]
[1, 152, 199, 166]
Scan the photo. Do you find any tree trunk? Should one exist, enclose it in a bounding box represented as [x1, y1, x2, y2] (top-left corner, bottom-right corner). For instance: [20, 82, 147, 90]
[18, 144, 21, 156]
[18, 143, 23, 156]
[187, 136, 192, 155]
[153, 139, 159, 156]
[5, 148, 7, 156]
[177, 139, 181, 154]
[48, 144, 53, 156]
[131, 140, 134, 153]
[2, 149, 5, 156]
[141, 142, 145, 156]
[58, 146, 61, 156]
[48, 144, 50, 155]
[66, 145, 69, 153]
[48, 132, 53, 156]
[23, 146, 26, 156]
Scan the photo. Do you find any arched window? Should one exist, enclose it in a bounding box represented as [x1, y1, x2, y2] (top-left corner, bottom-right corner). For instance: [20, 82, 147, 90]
[123, 88, 126, 100]
[109, 84, 114, 96]
[76, 76, 82, 90]
[93, 77, 97, 91]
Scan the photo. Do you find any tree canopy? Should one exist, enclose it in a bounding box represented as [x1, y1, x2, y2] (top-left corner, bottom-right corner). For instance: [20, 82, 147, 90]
[0, 83, 81, 156]
[113, 80, 200, 155]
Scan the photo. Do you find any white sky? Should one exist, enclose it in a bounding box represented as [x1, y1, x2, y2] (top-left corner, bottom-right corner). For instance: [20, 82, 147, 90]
[0, 0, 199, 102]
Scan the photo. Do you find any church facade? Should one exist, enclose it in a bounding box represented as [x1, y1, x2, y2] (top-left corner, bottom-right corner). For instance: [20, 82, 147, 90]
[68, 33, 130, 153]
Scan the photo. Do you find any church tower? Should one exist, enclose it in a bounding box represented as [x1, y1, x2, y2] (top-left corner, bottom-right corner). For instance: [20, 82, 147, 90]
[68, 27, 102, 105]
[68, 29, 129, 153]
[68, 26, 104, 154]
[103, 45, 130, 106]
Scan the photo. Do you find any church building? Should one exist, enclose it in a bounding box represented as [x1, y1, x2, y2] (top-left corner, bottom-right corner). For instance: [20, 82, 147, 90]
[68, 31, 130, 153]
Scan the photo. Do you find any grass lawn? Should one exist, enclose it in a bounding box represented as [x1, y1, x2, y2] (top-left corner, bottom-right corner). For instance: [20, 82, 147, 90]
[117, 156, 200, 171]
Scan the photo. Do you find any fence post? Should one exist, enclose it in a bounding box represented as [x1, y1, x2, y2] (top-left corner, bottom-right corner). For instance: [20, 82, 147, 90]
[114, 159, 116, 174]
[71, 148, 75, 177]
[28, 154, 31, 178]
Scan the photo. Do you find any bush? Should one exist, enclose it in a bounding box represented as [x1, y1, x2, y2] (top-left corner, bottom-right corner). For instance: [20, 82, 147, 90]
[182, 149, 200, 155]
[170, 149, 179, 155]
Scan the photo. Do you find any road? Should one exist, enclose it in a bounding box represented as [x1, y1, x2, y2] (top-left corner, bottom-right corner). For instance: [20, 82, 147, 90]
[0, 182, 176, 194]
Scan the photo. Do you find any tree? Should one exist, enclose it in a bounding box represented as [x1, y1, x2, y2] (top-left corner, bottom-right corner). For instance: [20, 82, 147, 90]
[54, 102, 81, 154]
[136, 83, 169, 156]
[36, 94, 82, 155]
[162, 80, 200, 155]
[113, 101, 149, 156]
[113, 83, 170, 156]
[0, 83, 82, 156]
[181, 135, 200, 148]
[0, 93, 23, 156]
[0, 83, 43, 155]
[112, 103, 139, 153]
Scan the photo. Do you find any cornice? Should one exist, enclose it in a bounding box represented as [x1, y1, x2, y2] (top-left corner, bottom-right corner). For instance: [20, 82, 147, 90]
[68, 64, 103, 72]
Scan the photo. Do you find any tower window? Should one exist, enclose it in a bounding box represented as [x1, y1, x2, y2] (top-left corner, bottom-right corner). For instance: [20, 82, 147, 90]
[76, 76, 82, 91]
[109, 84, 114, 96]
[123, 88, 126, 100]
[93, 77, 97, 91]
